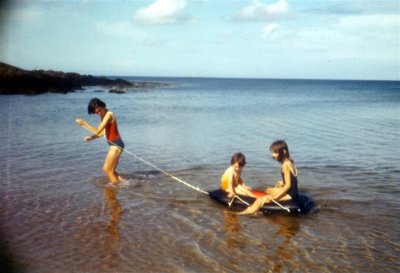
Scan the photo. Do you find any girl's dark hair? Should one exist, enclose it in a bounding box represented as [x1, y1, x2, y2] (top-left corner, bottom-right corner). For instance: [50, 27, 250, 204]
[270, 140, 293, 163]
[231, 152, 246, 167]
[87, 98, 106, 114]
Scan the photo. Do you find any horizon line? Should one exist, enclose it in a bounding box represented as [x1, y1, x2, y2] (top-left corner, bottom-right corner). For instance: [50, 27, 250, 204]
[103, 75, 400, 82]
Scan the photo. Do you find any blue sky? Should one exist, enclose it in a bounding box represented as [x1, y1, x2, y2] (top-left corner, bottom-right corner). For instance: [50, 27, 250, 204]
[1, 0, 399, 80]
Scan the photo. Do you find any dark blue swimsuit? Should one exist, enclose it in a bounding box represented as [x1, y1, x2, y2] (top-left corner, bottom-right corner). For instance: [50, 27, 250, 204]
[281, 166, 299, 199]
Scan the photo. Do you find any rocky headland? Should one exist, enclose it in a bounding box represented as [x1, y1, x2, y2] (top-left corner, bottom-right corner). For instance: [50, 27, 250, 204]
[0, 62, 168, 95]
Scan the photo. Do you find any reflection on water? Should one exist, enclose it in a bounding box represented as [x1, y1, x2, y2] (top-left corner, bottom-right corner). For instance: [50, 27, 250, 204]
[221, 208, 302, 273]
[103, 187, 122, 242]
[223, 210, 244, 249]
[268, 216, 300, 273]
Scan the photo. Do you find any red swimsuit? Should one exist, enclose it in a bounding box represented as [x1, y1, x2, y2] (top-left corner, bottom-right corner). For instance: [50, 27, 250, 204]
[105, 118, 120, 142]
[103, 112, 124, 149]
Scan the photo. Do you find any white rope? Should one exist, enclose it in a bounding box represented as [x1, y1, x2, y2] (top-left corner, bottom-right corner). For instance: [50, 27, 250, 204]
[230, 194, 290, 213]
[271, 199, 290, 212]
[228, 195, 250, 207]
[260, 196, 291, 212]
[111, 141, 209, 195]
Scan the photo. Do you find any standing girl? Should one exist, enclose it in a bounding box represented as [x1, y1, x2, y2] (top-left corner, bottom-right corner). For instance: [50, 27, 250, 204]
[76, 98, 124, 184]
[238, 140, 299, 215]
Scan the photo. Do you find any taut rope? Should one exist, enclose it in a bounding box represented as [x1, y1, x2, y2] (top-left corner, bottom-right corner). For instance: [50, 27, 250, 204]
[111, 141, 209, 195]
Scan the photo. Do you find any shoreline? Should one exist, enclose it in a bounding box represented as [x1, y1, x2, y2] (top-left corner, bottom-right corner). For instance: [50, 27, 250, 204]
[0, 62, 171, 95]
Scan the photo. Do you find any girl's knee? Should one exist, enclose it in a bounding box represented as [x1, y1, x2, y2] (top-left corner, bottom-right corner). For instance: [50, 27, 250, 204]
[266, 187, 274, 194]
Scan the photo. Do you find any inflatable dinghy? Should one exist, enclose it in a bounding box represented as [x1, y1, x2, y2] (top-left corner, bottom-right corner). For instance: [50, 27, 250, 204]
[209, 189, 315, 215]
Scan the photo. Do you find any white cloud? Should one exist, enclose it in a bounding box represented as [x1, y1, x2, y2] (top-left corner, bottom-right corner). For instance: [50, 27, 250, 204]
[262, 23, 280, 40]
[134, 0, 189, 24]
[237, 0, 289, 21]
[96, 21, 162, 46]
[263, 13, 399, 62]
[302, 1, 399, 16]
[335, 14, 399, 33]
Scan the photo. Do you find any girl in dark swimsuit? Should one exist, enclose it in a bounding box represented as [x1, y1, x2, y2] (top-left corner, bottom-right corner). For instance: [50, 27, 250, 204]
[238, 140, 299, 215]
[266, 140, 299, 200]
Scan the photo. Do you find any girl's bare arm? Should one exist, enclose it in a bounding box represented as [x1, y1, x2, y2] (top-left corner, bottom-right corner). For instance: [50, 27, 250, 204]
[75, 119, 101, 134]
[227, 168, 235, 197]
[93, 112, 113, 136]
[75, 113, 112, 139]
[270, 164, 291, 200]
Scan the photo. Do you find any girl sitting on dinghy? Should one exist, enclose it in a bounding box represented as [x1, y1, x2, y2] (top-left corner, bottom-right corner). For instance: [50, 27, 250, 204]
[238, 140, 299, 215]
[221, 152, 257, 199]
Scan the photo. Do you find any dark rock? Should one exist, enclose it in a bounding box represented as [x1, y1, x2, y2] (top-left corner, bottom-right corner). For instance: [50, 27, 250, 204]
[109, 89, 126, 94]
[0, 62, 133, 95]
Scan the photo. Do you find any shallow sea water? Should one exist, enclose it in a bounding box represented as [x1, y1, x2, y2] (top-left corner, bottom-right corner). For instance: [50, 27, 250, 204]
[1, 78, 399, 272]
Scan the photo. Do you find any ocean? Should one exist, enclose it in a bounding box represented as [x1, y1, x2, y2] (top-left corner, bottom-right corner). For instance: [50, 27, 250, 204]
[1, 77, 399, 272]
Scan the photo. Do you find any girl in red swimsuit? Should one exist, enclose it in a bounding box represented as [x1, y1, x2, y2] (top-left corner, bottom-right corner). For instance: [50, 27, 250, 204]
[76, 98, 124, 185]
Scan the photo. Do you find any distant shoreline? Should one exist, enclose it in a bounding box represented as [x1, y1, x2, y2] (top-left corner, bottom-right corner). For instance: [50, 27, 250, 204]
[0, 62, 171, 95]
[1, 62, 397, 96]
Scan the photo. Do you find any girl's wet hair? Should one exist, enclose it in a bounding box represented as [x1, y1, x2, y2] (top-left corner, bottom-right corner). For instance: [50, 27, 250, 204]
[231, 152, 246, 167]
[88, 98, 106, 114]
[270, 140, 292, 163]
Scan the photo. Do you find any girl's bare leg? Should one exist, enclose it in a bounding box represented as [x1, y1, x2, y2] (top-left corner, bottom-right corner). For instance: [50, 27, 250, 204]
[265, 187, 292, 201]
[236, 197, 267, 215]
[237, 188, 292, 215]
[113, 151, 124, 181]
[235, 184, 257, 198]
[103, 146, 123, 183]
